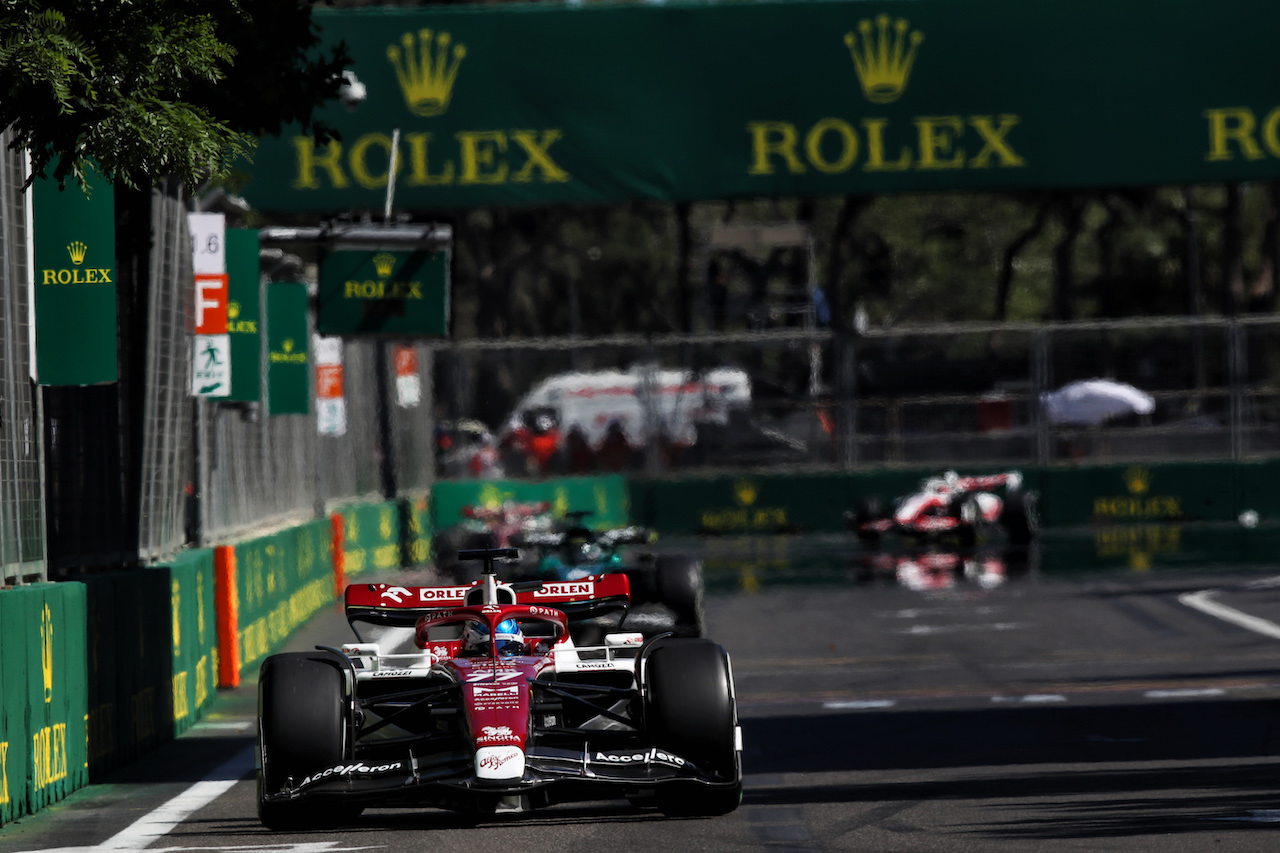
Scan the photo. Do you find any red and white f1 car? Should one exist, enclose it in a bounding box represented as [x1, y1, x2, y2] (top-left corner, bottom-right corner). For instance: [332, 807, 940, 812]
[846, 470, 1037, 548]
[256, 548, 742, 828]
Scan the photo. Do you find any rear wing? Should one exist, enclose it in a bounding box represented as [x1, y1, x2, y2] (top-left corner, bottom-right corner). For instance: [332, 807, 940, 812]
[345, 574, 631, 629]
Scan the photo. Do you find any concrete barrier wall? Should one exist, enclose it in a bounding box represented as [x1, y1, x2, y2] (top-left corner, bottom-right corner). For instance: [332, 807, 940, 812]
[629, 460, 1280, 535]
[432, 475, 631, 532]
[335, 500, 406, 576]
[0, 583, 88, 825]
[403, 492, 433, 567]
[2, 498, 406, 826]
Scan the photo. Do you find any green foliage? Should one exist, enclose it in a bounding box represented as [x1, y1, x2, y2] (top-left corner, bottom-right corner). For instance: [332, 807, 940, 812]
[0, 1, 349, 192]
[439, 183, 1278, 339]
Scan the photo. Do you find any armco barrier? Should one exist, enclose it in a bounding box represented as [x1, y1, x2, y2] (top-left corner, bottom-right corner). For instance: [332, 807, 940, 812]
[432, 475, 630, 532]
[0, 583, 88, 826]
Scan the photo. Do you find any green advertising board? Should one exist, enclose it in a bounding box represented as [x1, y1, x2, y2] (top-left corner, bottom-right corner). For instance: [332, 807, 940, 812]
[233, 520, 334, 673]
[0, 583, 88, 825]
[266, 282, 310, 415]
[239, 0, 1280, 213]
[432, 475, 630, 531]
[318, 249, 449, 336]
[225, 229, 261, 402]
[337, 500, 404, 574]
[32, 174, 118, 385]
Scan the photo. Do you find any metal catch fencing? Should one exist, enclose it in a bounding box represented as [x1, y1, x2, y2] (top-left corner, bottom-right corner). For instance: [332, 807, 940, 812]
[137, 183, 196, 562]
[199, 336, 436, 545]
[427, 317, 1280, 478]
[0, 131, 46, 584]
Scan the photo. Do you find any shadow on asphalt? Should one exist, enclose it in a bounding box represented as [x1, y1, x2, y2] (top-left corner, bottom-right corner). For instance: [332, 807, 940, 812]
[742, 698, 1280, 774]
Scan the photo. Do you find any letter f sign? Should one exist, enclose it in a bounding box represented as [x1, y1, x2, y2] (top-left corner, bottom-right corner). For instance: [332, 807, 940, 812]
[195, 273, 229, 334]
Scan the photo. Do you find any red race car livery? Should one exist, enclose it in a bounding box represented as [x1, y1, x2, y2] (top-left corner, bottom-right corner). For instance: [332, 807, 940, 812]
[256, 549, 742, 828]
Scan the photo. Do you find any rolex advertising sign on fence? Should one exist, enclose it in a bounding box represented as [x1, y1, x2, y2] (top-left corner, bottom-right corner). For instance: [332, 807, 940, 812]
[224, 229, 262, 402]
[318, 250, 449, 336]
[32, 175, 118, 385]
[238, 0, 1280, 212]
[266, 282, 311, 415]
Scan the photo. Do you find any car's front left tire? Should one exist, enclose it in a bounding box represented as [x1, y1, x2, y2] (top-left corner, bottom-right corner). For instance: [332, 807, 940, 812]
[258, 652, 359, 830]
[643, 638, 742, 816]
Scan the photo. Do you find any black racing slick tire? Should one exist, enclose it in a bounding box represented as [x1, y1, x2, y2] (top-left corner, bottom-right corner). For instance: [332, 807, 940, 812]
[946, 494, 979, 549]
[654, 554, 705, 637]
[257, 652, 358, 830]
[850, 497, 885, 546]
[1000, 490, 1037, 546]
[643, 638, 742, 816]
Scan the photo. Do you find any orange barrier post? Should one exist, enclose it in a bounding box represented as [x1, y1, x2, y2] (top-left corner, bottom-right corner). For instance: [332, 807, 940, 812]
[331, 513, 346, 598]
[213, 545, 241, 688]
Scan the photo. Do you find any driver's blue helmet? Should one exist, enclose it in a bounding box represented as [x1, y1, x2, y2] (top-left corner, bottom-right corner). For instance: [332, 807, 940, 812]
[462, 618, 525, 656]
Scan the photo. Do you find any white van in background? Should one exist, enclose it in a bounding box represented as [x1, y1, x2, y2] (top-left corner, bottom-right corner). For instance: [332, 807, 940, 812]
[506, 365, 752, 447]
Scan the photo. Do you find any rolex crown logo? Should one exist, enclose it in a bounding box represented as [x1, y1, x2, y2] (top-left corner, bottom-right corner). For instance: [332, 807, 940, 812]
[283, 339, 294, 353]
[228, 301, 240, 319]
[387, 29, 466, 117]
[844, 14, 924, 104]
[734, 478, 758, 506]
[373, 252, 397, 278]
[67, 240, 88, 265]
[1124, 465, 1151, 495]
[41, 603, 54, 704]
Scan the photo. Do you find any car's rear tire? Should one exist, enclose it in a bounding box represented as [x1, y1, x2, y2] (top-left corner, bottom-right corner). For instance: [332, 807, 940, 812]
[850, 497, 884, 546]
[946, 494, 979, 548]
[258, 652, 357, 830]
[654, 555, 705, 637]
[643, 638, 741, 816]
[1001, 490, 1037, 546]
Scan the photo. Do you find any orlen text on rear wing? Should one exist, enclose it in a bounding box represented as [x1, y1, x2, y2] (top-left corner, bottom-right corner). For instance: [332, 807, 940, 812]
[345, 574, 631, 632]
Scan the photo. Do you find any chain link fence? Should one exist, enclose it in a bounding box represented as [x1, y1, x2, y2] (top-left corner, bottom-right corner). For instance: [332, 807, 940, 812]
[0, 131, 46, 584]
[137, 183, 196, 562]
[426, 318, 1280, 479]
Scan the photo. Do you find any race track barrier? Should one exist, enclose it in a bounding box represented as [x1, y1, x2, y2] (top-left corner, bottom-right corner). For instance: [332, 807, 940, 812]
[627, 459, 1280, 535]
[334, 500, 405, 577]
[402, 491, 433, 568]
[215, 519, 333, 686]
[0, 583, 88, 825]
[431, 475, 630, 534]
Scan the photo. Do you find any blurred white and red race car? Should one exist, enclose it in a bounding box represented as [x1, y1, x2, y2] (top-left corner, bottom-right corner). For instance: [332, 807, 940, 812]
[256, 548, 742, 828]
[846, 470, 1037, 548]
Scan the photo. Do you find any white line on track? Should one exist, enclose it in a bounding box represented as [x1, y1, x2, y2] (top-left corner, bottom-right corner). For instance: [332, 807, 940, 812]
[99, 746, 255, 850]
[823, 700, 897, 710]
[991, 694, 1067, 704]
[12, 746, 255, 853]
[899, 622, 1024, 636]
[1179, 588, 1280, 640]
[1144, 688, 1226, 699]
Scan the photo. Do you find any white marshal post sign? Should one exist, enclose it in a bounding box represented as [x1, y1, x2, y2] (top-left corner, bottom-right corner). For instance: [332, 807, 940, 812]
[189, 213, 230, 397]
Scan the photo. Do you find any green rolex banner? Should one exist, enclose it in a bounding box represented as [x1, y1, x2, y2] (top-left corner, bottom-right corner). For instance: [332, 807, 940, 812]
[266, 282, 311, 415]
[318, 249, 450, 336]
[225, 230, 262, 402]
[238, 0, 1280, 212]
[32, 175, 118, 386]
